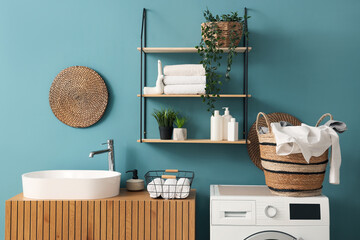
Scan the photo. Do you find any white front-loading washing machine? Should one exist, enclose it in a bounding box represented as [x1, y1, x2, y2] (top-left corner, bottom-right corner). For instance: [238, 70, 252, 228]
[210, 185, 329, 240]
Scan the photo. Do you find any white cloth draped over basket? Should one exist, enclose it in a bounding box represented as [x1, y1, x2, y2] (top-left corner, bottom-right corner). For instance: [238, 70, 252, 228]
[256, 112, 343, 197]
[271, 122, 341, 184]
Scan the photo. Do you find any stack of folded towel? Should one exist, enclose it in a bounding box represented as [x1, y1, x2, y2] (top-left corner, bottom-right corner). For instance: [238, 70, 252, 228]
[146, 177, 191, 199]
[163, 64, 206, 95]
[143, 60, 206, 95]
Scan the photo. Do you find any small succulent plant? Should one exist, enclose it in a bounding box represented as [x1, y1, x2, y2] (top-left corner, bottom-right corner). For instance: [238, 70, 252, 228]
[174, 116, 187, 128]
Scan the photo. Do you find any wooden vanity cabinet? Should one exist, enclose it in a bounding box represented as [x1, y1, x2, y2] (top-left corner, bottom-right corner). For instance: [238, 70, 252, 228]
[5, 189, 196, 240]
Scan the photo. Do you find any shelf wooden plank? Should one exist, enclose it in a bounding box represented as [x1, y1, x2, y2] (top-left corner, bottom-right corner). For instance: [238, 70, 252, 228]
[137, 139, 250, 144]
[137, 47, 252, 53]
[137, 94, 251, 98]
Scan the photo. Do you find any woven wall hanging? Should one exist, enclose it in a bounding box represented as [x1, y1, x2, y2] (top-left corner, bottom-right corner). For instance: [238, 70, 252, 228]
[49, 66, 108, 128]
[247, 112, 301, 170]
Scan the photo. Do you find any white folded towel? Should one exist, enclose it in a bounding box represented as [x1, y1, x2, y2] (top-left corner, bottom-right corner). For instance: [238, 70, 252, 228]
[147, 178, 164, 198]
[175, 178, 191, 199]
[163, 76, 206, 85]
[271, 122, 341, 184]
[161, 179, 177, 199]
[164, 64, 205, 76]
[164, 84, 206, 95]
[143, 60, 164, 95]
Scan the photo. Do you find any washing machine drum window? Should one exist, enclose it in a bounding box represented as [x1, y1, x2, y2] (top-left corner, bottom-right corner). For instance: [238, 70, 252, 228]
[245, 230, 296, 240]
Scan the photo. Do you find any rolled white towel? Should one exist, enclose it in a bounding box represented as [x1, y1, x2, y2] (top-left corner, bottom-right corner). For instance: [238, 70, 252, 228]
[164, 64, 205, 76]
[143, 60, 164, 95]
[144, 75, 164, 94]
[161, 179, 177, 199]
[147, 178, 164, 198]
[144, 86, 162, 94]
[175, 178, 191, 199]
[163, 76, 206, 85]
[164, 84, 206, 95]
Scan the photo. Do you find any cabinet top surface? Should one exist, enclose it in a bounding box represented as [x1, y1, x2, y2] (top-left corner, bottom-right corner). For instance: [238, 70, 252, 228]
[7, 189, 196, 201]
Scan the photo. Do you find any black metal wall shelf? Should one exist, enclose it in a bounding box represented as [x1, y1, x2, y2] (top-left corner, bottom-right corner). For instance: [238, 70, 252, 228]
[138, 8, 250, 144]
[136, 47, 252, 53]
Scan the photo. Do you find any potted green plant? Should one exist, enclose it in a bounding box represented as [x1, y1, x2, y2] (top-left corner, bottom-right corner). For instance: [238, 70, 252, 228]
[196, 8, 249, 113]
[173, 116, 187, 141]
[152, 109, 178, 140]
[201, 9, 244, 48]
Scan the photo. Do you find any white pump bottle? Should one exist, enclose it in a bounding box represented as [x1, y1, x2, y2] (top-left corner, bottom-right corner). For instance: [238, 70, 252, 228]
[222, 107, 232, 140]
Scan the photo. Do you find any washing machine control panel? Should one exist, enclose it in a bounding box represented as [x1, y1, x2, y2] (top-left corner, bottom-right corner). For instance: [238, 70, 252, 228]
[211, 198, 329, 226]
[256, 198, 329, 226]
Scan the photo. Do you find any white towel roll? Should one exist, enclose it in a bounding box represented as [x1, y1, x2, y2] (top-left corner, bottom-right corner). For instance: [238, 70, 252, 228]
[143, 60, 164, 95]
[144, 75, 164, 94]
[158, 59, 163, 76]
[164, 64, 205, 76]
[164, 84, 206, 95]
[147, 178, 164, 198]
[161, 179, 177, 199]
[163, 76, 206, 85]
[175, 178, 191, 199]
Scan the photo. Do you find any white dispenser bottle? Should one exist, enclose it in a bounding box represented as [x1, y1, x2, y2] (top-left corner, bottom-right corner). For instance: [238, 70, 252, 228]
[222, 107, 232, 140]
[228, 118, 239, 141]
[211, 110, 223, 141]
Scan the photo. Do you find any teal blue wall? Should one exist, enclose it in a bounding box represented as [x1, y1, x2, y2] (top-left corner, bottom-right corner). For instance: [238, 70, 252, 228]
[1, 0, 359, 239]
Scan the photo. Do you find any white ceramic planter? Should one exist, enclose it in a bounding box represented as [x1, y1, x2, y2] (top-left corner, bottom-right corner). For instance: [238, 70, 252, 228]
[173, 128, 187, 140]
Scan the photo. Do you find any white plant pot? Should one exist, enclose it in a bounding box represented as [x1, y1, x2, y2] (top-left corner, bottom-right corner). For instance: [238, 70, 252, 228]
[173, 128, 187, 141]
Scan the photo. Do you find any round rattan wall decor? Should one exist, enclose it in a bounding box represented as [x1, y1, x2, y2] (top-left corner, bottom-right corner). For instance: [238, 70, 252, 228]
[247, 112, 301, 170]
[49, 66, 108, 128]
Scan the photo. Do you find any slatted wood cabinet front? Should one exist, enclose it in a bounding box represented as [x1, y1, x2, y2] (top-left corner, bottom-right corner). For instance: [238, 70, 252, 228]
[5, 190, 196, 240]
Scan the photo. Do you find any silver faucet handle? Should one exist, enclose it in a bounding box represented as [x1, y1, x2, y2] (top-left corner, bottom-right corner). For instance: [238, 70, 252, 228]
[102, 139, 113, 146]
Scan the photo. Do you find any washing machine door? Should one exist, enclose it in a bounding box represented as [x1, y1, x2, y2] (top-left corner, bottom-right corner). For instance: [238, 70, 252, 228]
[244, 230, 297, 240]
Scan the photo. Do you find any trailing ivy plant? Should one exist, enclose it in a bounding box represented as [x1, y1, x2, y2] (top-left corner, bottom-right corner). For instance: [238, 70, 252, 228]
[195, 8, 250, 113]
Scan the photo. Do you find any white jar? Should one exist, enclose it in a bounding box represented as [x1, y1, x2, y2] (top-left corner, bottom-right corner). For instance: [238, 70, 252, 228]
[228, 118, 238, 141]
[211, 110, 223, 141]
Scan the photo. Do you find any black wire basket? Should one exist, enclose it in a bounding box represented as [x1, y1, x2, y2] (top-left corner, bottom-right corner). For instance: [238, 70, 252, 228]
[144, 169, 195, 199]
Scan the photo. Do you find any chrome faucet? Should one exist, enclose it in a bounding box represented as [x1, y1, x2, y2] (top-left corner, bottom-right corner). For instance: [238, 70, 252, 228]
[89, 139, 115, 171]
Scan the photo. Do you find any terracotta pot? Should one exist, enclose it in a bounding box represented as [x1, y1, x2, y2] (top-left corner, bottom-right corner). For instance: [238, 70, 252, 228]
[201, 22, 243, 47]
[173, 128, 187, 141]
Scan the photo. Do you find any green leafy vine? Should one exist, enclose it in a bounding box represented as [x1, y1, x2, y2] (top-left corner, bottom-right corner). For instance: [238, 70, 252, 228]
[195, 8, 250, 114]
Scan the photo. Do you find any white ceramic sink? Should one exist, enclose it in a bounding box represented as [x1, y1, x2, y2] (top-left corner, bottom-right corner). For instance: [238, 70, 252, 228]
[22, 170, 121, 199]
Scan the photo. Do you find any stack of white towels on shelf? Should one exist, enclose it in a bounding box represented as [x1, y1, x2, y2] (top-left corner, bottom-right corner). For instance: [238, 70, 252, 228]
[146, 178, 191, 199]
[163, 64, 206, 95]
[143, 60, 206, 95]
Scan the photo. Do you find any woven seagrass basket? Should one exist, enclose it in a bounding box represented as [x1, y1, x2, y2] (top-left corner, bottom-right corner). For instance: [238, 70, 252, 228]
[201, 22, 243, 47]
[256, 112, 333, 197]
[49, 66, 108, 128]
